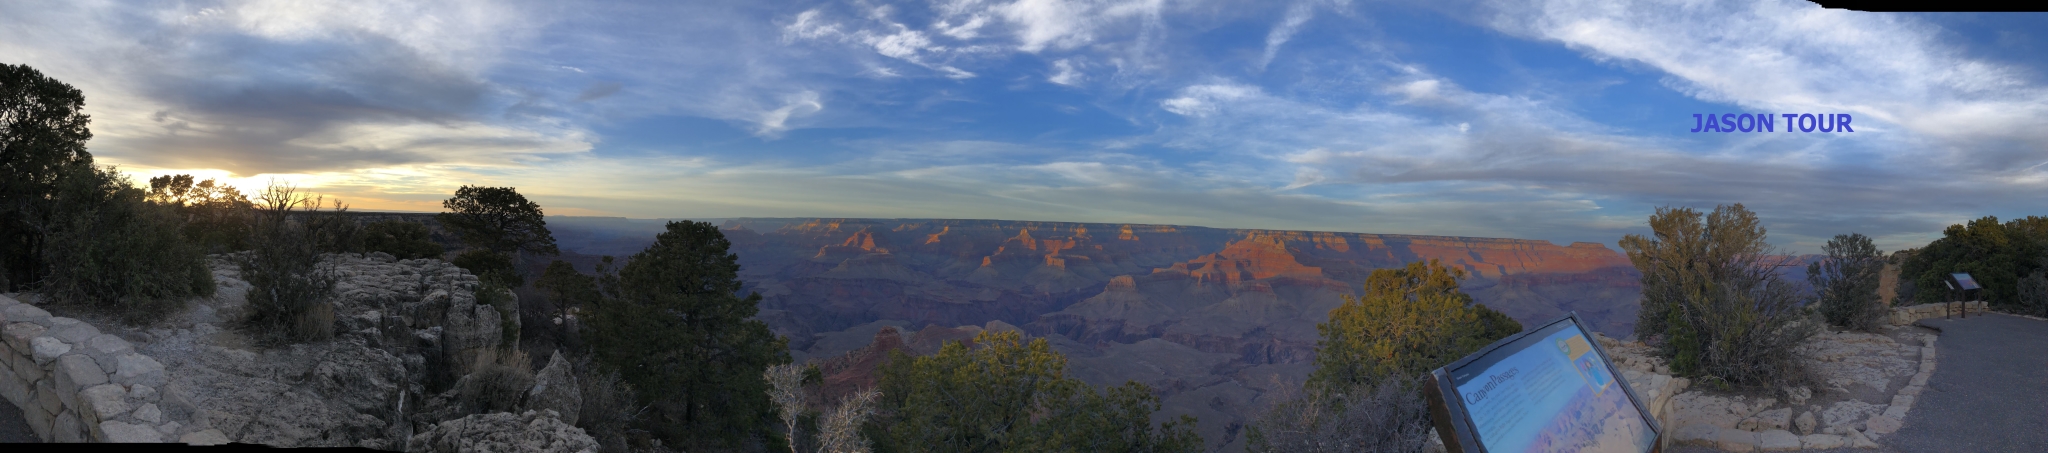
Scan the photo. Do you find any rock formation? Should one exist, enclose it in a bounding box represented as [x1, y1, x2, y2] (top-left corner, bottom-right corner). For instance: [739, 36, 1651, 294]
[542, 217, 1646, 452]
[2, 252, 597, 447]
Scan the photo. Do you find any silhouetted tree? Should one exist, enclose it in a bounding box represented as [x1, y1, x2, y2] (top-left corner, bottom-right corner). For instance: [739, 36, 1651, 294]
[0, 63, 96, 290]
[586, 220, 789, 450]
[147, 175, 254, 253]
[437, 185, 559, 257]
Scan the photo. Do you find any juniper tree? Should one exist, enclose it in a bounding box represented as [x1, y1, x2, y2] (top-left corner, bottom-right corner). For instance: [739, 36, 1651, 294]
[0, 63, 95, 290]
[1621, 204, 1816, 388]
[1809, 233, 1886, 331]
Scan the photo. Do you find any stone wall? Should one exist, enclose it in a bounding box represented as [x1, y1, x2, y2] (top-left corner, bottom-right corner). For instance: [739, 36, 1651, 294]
[1890, 302, 1988, 326]
[0, 295, 225, 444]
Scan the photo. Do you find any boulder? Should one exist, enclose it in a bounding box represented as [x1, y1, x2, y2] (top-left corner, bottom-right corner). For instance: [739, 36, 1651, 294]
[1783, 386, 1811, 406]
[99, 420, 164, 442]
[111, 352, 168, 388]
[30, 336, 70, 365]
[525, 351, 581, 426]
[406, 410, 601, 453]
[180, 429, 231, 445]
[1795, 411, 1816, 435]
[1800, 433, 1845, 449]
[81, 334, 135, 371]
[45, 317, 100, 343]
[1753, 408, 1792, 431]
[81, 383, 131, 423]
[54, 352, 107, 397]
[1758, 429, 1800, 451]
[3, 322, 47, 354]
[2, 304, 51, 326]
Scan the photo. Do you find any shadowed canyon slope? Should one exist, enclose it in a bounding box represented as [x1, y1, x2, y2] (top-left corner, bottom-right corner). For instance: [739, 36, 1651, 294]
[548, 217, 1643, 451]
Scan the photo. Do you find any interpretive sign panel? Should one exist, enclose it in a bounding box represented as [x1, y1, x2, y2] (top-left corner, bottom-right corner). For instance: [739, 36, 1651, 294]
[1951, 273, 1980, 291]
[1425, 313, 1660, 453]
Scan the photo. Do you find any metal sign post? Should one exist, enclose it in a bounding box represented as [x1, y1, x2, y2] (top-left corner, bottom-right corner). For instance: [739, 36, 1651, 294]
[1950, 273, 1980, 319]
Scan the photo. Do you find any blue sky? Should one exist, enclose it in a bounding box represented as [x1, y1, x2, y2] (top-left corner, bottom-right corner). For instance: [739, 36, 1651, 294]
[4, 1, 2046, 253]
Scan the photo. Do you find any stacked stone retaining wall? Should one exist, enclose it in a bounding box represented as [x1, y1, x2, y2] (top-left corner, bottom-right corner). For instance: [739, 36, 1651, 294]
[0, 295, 223, 444]
[1891, 302, 1988, 326]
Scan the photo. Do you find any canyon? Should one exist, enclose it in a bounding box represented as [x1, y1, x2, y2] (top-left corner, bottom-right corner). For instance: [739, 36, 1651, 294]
[548, 217, 1646, 451]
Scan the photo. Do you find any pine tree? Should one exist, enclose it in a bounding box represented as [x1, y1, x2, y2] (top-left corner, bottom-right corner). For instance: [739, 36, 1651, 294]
[587, 220, 790, 450]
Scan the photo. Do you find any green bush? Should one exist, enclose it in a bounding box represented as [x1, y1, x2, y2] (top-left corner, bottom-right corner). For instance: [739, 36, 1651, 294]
[870, 329, 1203, 453]
[2019, 267, 2048, 319]
[1809, 233, 1887, 331]
[237, 182, 339, 344]
[39, 164, 215, 322]
[1253, 259, 1515, 453]
[1622, 204, 1817, 389]
[1895, 216, 2048, 310]
[1308, 259, 1521, 393]
[362, 220, 444, 260]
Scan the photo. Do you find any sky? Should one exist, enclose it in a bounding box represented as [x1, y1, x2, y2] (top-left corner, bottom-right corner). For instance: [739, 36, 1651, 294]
[4, 1, 2046, 253]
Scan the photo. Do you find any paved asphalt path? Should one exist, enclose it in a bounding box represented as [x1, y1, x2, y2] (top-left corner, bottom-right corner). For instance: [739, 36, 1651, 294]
[1882, 313, 2048, 452]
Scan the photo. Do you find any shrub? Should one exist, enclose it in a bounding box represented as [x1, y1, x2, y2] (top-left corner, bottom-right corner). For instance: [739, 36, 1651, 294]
[2020, 266, 2048, 319]
[1809, 233, 1887, 331]
[1246, 375, 1432, 453]
[1895, 215, 2048, 310]
[1255, 259, 1513, 453]
[1308, 259, 1521, 393]
[1622, 204, 1817, 389]
[238, 182, 339, 343]
[577, 358, 646, 453]
[870, 329, 1202, 453]
[39, 164, 215, 322]
[460, 350, 535, 414]
[305, 199, 363, 254]
[362, 220, 444, 260]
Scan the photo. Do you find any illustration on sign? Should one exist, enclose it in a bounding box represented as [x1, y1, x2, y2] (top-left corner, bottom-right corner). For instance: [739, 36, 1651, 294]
[1439, 315, 1657, 453]
[1952, 273, 1980, 291]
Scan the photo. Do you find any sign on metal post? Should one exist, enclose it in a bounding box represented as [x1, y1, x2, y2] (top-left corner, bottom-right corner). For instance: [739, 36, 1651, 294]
[1950, 273, 1979, 318]
[1424, 312, 1662, 453]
